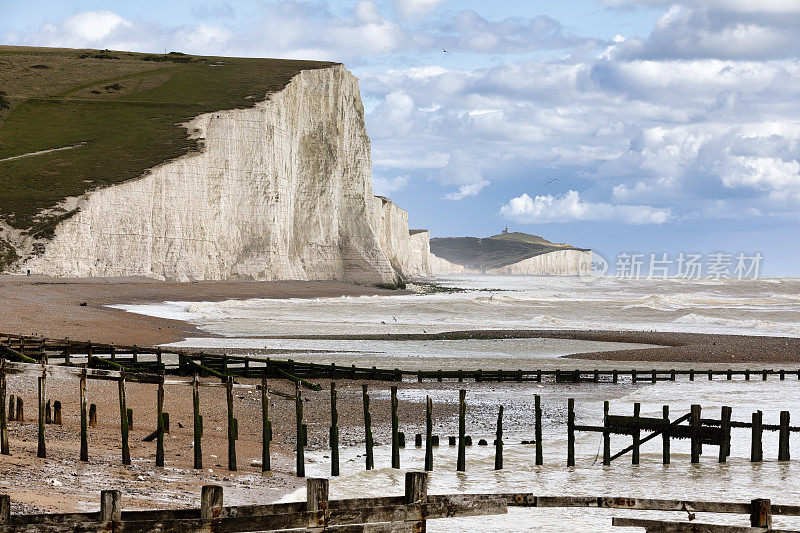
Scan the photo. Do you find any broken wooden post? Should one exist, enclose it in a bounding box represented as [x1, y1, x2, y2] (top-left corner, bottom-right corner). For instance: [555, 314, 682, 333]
[632, 402, 641, 465]
[750, 498, 772, 529]
[296, 381, 305, 477]
[779, 411, 790, 461]
[330, 382, 339, 477]
[362, 384, 374, 470]
[662, 405, 670, 465]
[751, 411, 763, 462]
[118, 372, 130, 465]
[690, 404, 701, 463]
[0, 360, 7, 455]
[425, 396, 433, 471]
[14, 398, 21, 423]
[457, 389, 466, 472]
[535, 394, 543, 466]
[719, 406, 732, 463]
[100, 490, 121, 523]
[37, 366, 46, 458]
[80, 368, 88, 462]
[162, 412, 169, 434]
[603, 401, 610, 466]
[306, 478, 329, 513]
[53, 401, 61, 425]
[689, 369, 694, 381]
[156, 375, 165, 467]
[415, 433, 422, 447]
[226, 376, 237, 471]
[567, 398, 575, 467]
[200, 485, 223, 520]
[89, 403, 97, 428]
[391, 385, 399, 469]
[7, 394, 14, 423]
[45, 400, 51, 425]
[193, 374, 202, 470]
[126, 408, 133, 429]
[261, 377, 271, 472]
[494, 405, 504, 470]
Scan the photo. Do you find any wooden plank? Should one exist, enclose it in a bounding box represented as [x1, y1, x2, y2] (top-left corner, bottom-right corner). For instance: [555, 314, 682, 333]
[611, 517, 785, 532]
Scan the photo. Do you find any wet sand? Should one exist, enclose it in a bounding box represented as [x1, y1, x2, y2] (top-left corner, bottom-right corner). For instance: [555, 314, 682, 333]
[0, 275, 405, 346]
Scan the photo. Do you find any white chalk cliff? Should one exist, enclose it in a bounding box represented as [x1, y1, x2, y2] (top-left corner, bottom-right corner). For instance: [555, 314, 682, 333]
[430, 249, 592, 276]
[21, 65, 432, 286]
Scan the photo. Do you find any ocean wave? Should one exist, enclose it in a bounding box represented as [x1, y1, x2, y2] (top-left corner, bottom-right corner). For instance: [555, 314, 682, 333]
[673, 313, 800, 336]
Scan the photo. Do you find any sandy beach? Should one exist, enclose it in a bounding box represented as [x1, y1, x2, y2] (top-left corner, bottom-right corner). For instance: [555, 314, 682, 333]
[2, 274, 800, 516]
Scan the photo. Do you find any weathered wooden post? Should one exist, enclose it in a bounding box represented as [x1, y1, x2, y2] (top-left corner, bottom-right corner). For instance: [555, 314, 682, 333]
[719, 406, 732, 463]
[261, 377, 271, 472]
[425, 396, 433, 471]
[330, 382, 339, 476]
[89, 403, 97, 428]
[0, 360, 7, 455]
[100, 490, 121, 524]
[405, 471, 428, 504]
[118, 372, 130, 465]
[306, 478, 329, 513]
[603, 401, 610, 466]
[37, 365, 46, 458]
[750, 498, 772, 529]
[708, 369, 713, 381]
[494, 405, 504, 470]
[45, 400, 52, 425]
[162, 412, 169, 434]
[193, 374, 202, 469]
[226, 376, 237, 471]
[391, 385, 400, 469]
[535, 394, 543, 466]
[156, 375, 165, 467]
[200, 485, 223, 520]
[53, 401, 61, 425]
[0, 494, 9, 524]
[362, 384, 374, 470]
[632, 403, 641, 465]
[763, 370, 768, 381]
[457, 389, 466, 472]
[296, 381, 305, 477]
[662, 405, 670, 464]
[779, 411, 790, 461]
[751, 411, 763, 462]
[689, 369, 694, 381]
[15, 397, 22, 423]
[690, 404, 701, 463]
[80, 368, 88, 462]
[7, 394, 14, 423]
[567, 398, 575, 467]
[127, 408, 133, 429]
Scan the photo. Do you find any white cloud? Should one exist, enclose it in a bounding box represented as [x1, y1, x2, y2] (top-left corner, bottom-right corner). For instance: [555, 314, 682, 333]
[500, 191, 672, 224]
[395, 0, 448, 20]
[373, 174, 410, 195]
[445, 180, 490, 200]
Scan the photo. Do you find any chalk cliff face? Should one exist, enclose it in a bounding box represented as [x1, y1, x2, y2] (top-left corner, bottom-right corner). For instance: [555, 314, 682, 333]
[21, 65, 430, 285]
[430, 249, 591, 276]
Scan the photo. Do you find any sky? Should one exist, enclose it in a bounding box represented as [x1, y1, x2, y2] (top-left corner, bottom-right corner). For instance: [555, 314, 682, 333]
[3, 1, 800, 275]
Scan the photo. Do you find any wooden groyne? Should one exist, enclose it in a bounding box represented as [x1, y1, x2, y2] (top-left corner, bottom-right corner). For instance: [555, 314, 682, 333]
[3, 333, 800, 385]
[0, 478, 795, 532]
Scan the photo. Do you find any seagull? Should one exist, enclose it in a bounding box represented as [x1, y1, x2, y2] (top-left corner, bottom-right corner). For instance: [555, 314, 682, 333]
[442, 48, 448, 53]
[545, 178, 558, 185]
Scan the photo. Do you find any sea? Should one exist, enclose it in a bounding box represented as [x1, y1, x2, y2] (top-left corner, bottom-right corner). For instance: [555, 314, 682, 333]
[113, 275, 800, 531]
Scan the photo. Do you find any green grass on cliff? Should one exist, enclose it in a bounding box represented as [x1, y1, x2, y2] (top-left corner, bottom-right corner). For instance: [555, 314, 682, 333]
[0, 46, 335, 232]
[430, 232, 587, 270]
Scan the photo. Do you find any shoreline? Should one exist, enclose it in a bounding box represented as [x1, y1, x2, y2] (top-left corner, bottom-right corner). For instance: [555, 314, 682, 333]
[2, 276, 799, 363]
[0, 275, 406, 346]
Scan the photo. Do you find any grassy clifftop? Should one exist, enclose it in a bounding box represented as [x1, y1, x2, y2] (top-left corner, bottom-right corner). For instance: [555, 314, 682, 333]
[430, 232, 587, 270]
[0, 46, 334, 234]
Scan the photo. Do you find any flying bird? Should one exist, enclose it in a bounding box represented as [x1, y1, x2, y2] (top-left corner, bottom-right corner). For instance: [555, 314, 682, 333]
[545, 178, 558, 185]
[442, 48, 448, 53]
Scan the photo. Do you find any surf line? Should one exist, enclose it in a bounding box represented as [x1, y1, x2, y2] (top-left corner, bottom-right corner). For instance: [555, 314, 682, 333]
[0, 141, 88, 162]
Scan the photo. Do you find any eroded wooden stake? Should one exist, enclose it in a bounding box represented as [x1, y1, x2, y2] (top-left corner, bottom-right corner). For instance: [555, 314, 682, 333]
[156, 374, 165, 467]
[391, 385, 400, 470]
[80, 368, 88, 462]
[535, 394, 543, 466]
[0, 360, 8, 455]
[193, 374, 202, 470]
[457, 389, 466, 472]
[494, 405, 504, 470]
[262, 377, 271, 472]
[37, 366, 46, 459]
[118, 373, 130, 465]
[424, 396, 433, 471]
[226, 376, 237, 471]
[296, 381, 305, 477]
[330, 382, 339, 477]
[362, 384, 374, 470]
